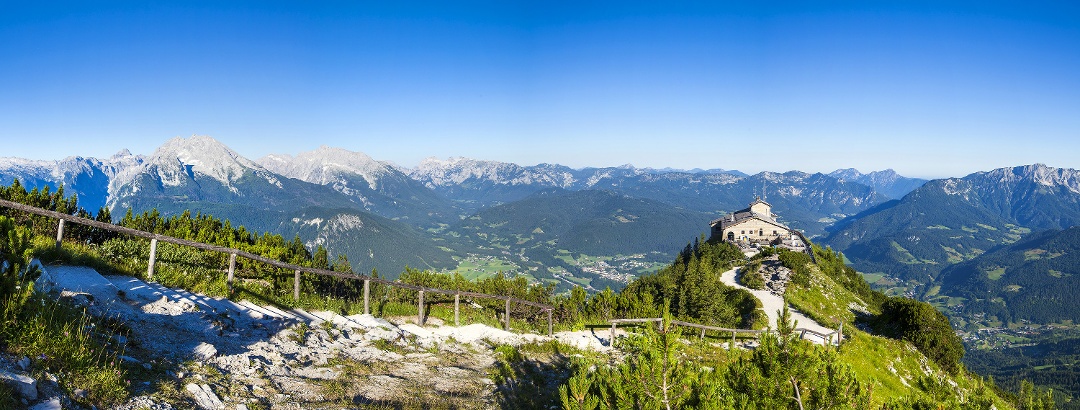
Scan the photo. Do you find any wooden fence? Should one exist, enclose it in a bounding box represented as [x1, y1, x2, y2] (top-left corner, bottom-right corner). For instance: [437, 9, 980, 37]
[608, 318, 843, 346]
[0, 198, 556, 336]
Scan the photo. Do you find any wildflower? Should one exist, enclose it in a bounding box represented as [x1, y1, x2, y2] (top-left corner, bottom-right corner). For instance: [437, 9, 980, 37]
[37, 353, 48, 361]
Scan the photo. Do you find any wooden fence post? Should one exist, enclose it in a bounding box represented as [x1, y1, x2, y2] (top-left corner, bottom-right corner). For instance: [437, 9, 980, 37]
[701, 328, 706, 339]
[610, 323, 616, 346]
[504, 299, 511, 331]
[363, 279, 371, 315]
[547, 309, 553, 337]
[454, 293, 460, 326]
[731, 330, 736, 348]
[55, 219, 65, 249]
[226, 253, 237, 289]
[293, 269, 300, 301]
[837, 323, 843, 346]
[418, 290, 425, 325]
[147, 238, 158, 280]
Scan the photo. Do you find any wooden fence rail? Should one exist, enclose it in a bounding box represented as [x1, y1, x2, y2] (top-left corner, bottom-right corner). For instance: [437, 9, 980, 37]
[0, 198, 555, 335]
[608, 318, 842, 347]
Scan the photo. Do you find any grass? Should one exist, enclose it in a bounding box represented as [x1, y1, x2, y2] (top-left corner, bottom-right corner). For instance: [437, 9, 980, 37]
[860, 272, 885, 284]
[0, 281, 130, 408]
[890, 241, 923, 265]
[453, 256, 519, 281]
[785, 263, 871, 328]
[838, 329, 1010, 408]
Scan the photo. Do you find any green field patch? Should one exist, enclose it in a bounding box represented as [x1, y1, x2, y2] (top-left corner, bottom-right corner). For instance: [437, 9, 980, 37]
[565, 275, 592, 286]
[532, 227, 544, 234]
[976, 223, 999, 231]
[453, 256, 520, 281]
[961, 226, 979, 233]
[923, 285, 941, 298]
[1000, 334, 1031, 344]
[890, 241, 921, 264]
[1024, 249, 1047, 260]
[926, 225, 951, 230]
[1004, 284, 1023, 292]
[985, 267, 1006, 280]
[946, 297, 966, 307]
[1049, 269, 1071, 278]
[941, 246, 964, 263]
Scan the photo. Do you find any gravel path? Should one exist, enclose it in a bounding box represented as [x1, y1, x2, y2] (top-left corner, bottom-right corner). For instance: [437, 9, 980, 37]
[27, 263, 614, 409]
[719, 267, 839, 344]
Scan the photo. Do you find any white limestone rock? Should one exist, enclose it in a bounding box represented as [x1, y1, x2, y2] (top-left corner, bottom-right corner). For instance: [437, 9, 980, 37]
[29, 398, 61, 410]
[185, 383, 224, 410]
[0, 369, 37, 401]
[193, 343, 218, 361]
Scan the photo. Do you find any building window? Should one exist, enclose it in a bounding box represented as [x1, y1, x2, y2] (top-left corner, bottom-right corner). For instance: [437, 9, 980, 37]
[773, 230, 778, 235]
[759, 230, 763, 236]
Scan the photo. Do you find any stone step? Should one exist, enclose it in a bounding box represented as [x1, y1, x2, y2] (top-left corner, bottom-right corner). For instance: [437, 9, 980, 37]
[137, 280, 206, 311]
[109, 275, 271, 324]
[43, 265, 123, 305]
[258, 303, 302, 321]
[239, 300, 290, 321]
[289, 307, 324, 326]
[311, 311, 366, 330]
[211, 296, 263, 320]
[164, 287, 230, 314]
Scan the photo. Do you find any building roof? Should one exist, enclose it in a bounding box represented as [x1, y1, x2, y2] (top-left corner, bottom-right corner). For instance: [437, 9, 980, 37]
[710, 201, 791, 231]
[748, 198, 771, 208]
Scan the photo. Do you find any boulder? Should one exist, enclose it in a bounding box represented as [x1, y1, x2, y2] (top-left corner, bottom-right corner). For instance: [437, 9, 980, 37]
[185, 383, 224, 410]
[0, 369, 37, 401]
[193, 343, 218, 361]
[29, 398, 61, 410]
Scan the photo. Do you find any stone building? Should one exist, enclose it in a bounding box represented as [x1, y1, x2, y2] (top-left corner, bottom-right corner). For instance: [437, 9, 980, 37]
[710, 199, 804, 249]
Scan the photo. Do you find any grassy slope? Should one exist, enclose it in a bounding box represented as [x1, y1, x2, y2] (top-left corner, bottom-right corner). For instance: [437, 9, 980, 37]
[785, 261, 873, 328]
[839, 330, 1008, 407]
[780, 252, 1011, 407]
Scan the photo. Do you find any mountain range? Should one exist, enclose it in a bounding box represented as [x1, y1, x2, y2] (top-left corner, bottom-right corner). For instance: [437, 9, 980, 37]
[823, 164, 1080, 283]
[10, 135, 1080, 405]
[0, 135, 934, 285]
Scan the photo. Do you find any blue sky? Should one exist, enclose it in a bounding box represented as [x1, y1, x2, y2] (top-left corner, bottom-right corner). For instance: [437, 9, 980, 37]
[1, 1, 1078, 178]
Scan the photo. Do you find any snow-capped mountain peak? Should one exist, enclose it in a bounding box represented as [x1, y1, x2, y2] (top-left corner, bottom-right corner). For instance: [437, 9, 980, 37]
[149, 135, 262, 187]
[258, 146, 389, 190]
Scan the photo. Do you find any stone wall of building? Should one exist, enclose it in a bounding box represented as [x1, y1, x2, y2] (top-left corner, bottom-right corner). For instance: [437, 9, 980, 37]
[722, 219, 789, 243]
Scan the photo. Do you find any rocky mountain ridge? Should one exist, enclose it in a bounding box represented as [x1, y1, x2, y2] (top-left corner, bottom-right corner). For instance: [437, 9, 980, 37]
[828, 168, 927, 199]
[0, 135, 1003, 284]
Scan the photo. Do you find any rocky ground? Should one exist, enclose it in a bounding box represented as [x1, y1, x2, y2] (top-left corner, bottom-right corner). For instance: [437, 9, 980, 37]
[2, 264, 616, 410]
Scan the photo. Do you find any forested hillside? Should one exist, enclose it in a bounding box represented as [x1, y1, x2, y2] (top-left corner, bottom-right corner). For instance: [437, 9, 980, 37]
[941, 227, 1080, 324]
[457, 189, 713, 257]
